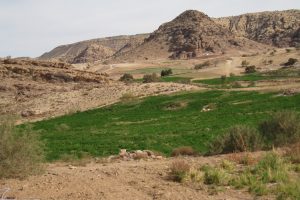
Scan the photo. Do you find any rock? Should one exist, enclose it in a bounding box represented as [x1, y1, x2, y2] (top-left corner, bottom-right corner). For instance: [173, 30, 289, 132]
[119, 149, 128, 157]
[21, 110, 35, 117]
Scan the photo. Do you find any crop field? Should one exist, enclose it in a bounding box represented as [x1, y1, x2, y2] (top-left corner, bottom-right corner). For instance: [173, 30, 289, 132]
[30, 90, 300, 161]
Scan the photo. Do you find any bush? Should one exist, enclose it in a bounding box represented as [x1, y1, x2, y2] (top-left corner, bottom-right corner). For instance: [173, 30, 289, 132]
[245, 65, 256, 73]
[120, 93, 137, 102]
[201, 165, 228, 185]
[241, 60, 250, 67]
[119, 73, 134, 83]
[194, 61, 211, 70]
[0, 117, 44, 179]
[161, 69, 173, 77]
[169, 159, 191, 182]
[209, 125, 263, 155]
[143, 73, 160, 83]
[259, 111, 300, 147]
[171, 146, 197, 157]
[284, 58, 298, 66]
[221, 75, 227, 84]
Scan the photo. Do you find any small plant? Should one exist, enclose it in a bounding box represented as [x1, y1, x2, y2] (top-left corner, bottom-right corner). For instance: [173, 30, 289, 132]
[259, 111, 300, 147]
[169, 159, 191, 182]
[143, 73, 160, 83]
[209, 125, 263, 155]
[201, 165, 228, 185]
[119, 73, 134, 83]
[248, 81, 256, 87]
[241, 60, 250, 67]
[171, 146, 197, 157]
[284, 58, 298, 67]
[276, 181, 300, 200]
[194, 61, 211, 70]
[161, 69, 173, 77]
[231, 81, 242, 88]
[0, 117, 44, 179]
[120, 93, 137, 102]
[220, 75, 227, 84]
[245, 65, 256, 73]
[286, 49, 292, 53]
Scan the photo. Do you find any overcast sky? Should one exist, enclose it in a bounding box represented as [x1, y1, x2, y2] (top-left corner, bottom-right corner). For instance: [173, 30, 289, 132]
[0, 0, 299, 57]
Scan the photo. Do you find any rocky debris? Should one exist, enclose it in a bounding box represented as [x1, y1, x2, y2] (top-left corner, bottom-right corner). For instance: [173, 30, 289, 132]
[215, 9, 300, 47]
[3, 58, 71, 69]
[1, 60, 110, 84]
[21, 110, 35, 118]
[117, 149, 164, 161]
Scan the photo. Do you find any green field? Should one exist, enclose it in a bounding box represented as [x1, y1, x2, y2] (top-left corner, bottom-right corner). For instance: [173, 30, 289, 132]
[193, 73, 280, 85]
[31, 90, 300, 161]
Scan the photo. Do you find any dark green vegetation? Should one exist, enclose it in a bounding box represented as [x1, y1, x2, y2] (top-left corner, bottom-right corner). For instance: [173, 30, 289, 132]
[31, 90, 300, 161]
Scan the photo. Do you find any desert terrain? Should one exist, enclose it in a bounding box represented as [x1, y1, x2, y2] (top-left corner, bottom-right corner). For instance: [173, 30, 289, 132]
[0, 9, 300, 200]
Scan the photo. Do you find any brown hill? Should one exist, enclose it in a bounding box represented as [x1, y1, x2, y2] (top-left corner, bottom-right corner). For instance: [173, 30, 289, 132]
[214, 9, 300, 47]
[39, 34, 149, 63]
[112, 10, 265, 62]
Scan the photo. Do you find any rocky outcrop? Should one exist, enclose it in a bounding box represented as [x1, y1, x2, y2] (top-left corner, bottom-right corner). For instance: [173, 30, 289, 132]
[215, 9, 300, 47]
[112, 10, 265, 61]
[39, 34, 149, 63]
[1, 59, 109, 83]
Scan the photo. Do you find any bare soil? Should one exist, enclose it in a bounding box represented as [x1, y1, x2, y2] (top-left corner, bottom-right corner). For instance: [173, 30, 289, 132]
[0, 153, 271, 200]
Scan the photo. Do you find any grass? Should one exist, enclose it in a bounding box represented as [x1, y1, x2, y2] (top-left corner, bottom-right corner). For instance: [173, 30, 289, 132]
[30, 90, 300, 161]
[193, 73, 278, 85]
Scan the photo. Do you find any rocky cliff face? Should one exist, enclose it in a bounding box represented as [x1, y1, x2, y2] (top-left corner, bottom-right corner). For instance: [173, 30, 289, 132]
[215, 10, 300, 47]
[112, 10, 265, 61]
[39, 34, 149, 63]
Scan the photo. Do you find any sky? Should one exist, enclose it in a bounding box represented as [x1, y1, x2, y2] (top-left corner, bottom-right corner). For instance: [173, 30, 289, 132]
[0, 0, 299, 58]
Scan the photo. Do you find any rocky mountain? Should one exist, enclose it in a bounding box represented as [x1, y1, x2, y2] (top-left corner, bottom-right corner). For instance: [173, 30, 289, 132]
[39, 34, 149, 63]
[40, 9, 299, 63]
[214, 9, 300, 47]
[112, 10, 265, 61]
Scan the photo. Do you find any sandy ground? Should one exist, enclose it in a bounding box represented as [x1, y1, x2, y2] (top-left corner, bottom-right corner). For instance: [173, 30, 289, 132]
[0, 153, 272, 200]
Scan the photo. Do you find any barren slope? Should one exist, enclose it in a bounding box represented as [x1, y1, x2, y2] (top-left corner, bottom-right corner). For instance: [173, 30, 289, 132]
[215, 9, 300, 47]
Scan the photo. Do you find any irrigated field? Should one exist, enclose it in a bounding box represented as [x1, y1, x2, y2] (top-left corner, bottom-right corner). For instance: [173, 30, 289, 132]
[31, 90, 300, 161]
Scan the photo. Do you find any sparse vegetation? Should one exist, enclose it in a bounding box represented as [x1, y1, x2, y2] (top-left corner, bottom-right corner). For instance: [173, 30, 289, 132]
[171, 146, 197, 157]
[194, 61, 211, 69]
[259, 111, 300, 147]
[170, 159, 191, 182]
[143, 73, 160, 83]
[241, 60, 250, 67]
[245, 65, 256, 73]
[283, 58, 298, 67]
[120, 92, 138, 102]
[209, 125, 263, 155]
[0, 117, 44, 179]
[119, 73, 134, 83]
[160, 69, 173, 77]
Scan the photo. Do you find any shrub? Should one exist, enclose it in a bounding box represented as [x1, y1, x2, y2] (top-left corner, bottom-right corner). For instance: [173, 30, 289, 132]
[245, 65, 256, 73]
[171, 146, 197, 157]
[231, 81, 242, 88]
[209, 125, 263, 155]
[221, 75, 227, 84]
[284, 58, 298, 66]
[119, 73, 134, 83]
[286, 49, 292, 53]
[241, 60, 250, 67]
[169, 159, 191, 182]
[277, 181, 300, 200]
[259, 111, 300, 147]
[201, 165, 228, 185]
[161, 69, 173, 77]
[194, 61, 211, 70]
[0, 117, 44, 179]
[120, 93, 137, 102]
[143, 73, 160, 83]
